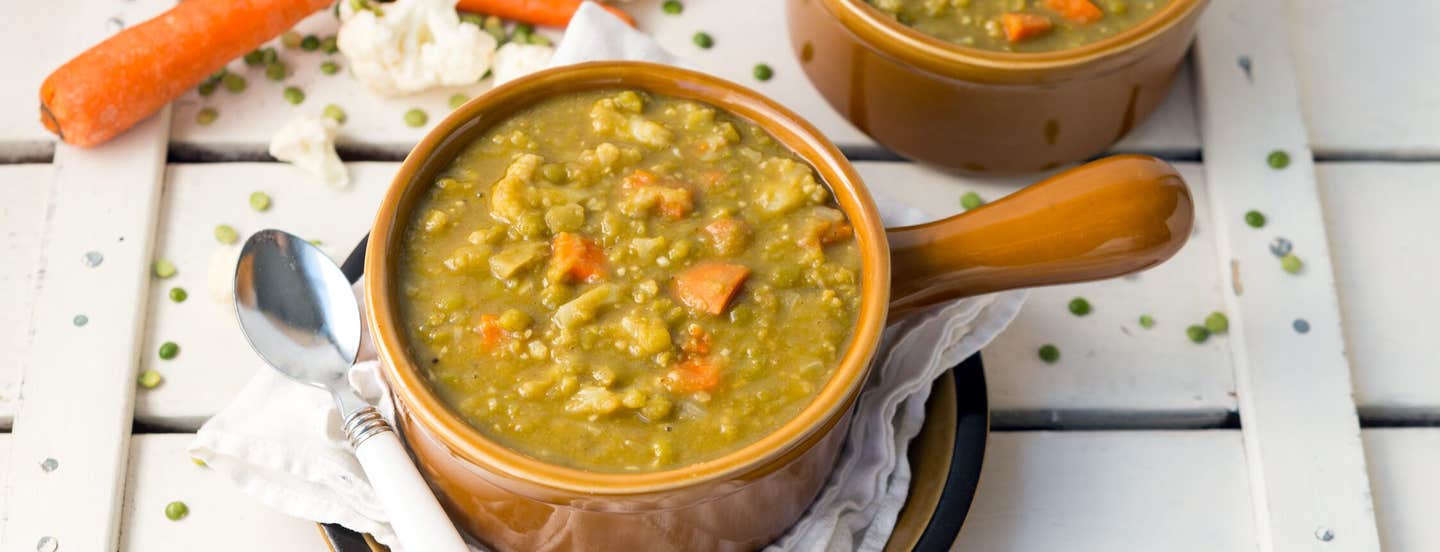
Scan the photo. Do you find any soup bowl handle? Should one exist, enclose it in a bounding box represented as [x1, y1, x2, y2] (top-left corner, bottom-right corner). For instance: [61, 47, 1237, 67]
[885, 154, 1194, 318]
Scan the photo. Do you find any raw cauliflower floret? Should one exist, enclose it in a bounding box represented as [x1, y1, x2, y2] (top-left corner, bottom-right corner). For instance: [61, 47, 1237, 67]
[268, 115, 348, 189]
[492, 42, 555, 86]
[489, 153, 543, 224]
[337, 0, 497, 96]
[589, 93, 673, 149]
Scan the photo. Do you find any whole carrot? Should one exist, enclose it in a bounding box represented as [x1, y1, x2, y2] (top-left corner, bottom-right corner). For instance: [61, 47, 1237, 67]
[456, 0, 635, 28]
[40, 0, 332, 147]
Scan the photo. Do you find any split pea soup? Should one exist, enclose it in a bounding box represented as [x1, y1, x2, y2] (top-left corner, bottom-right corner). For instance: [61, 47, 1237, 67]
[868, 0, 1171, 52]
[397, 89, 863, 473]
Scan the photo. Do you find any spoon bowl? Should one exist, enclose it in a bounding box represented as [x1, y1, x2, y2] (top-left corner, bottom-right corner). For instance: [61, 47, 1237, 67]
[234, 229, 360, 392]
[233, 228, 467, 552]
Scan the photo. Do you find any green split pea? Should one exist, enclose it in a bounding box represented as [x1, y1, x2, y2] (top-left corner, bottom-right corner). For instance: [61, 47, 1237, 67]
[137, 369, 163, 389]
[753, 64, 774, 81]
[266, 61, 288, 81]
[1266, 150, 1290, 170]
[250, 191, 272, 212]
[158, 341, 180, 360]
[196, 108, 218, 126]
[164, 501, 189, 521]
[283, 86, 305, 105]
[324, 104, 347, 124]
[1038, 344, 1060, 364]
[153, 259, 177, 279]
[1281, 253, 1303, 274]
[1204, 311, 1229, 334]
[1186, 324, 1210, 344]
[960, 191, 984, 211]
[214, 224, 239, 245]
[222, 73, 247, 94]
[1244, 210, 1265, 228]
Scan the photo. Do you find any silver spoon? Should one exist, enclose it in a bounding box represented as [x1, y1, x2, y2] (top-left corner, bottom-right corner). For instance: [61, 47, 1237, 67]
[234, 229, 467, 552]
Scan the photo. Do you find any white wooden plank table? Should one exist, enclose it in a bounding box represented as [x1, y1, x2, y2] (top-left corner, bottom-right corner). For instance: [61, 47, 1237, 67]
[952, 431, 1259, 551]
[1292, 0, 1440, 158]
[0, 437, 11, 543]
[100, 428, 1440, 551]
[0, 1, 172, 549]
[1, 0, 1437, 550]
[119, 435, 327, 552]
[1318, 163, 1440, 421]
[1196, 0, 1383, 548]
[1363, 428, 1440, 551]
[2, 118, 170, 552]
[0, 1, 129, 158]
[0, 166, 53, 428]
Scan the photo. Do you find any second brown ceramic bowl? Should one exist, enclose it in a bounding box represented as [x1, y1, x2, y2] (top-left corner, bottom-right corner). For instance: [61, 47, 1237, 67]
[788, 0, 1209, 173]
[365, 62, 1194, 551]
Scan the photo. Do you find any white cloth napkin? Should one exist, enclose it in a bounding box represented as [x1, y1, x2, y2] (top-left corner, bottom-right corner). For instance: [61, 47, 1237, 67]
[190, 3, 1026, 550]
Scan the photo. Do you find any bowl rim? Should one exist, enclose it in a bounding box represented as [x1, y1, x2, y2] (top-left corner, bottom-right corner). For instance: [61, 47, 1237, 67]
[365, 61, 891, 496]
[817, 0, 1208, 77]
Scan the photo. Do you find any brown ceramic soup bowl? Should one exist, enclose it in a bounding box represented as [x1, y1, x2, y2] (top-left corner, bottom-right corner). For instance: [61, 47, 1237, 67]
[365, 61, 1193, 550]
[788, 0, 1209, 173]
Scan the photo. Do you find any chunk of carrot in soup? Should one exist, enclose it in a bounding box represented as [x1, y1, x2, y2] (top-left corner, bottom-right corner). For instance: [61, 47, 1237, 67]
[672, 262, 751, 315]
[663, 356, 722, 392]
[1044, 0, 1104, 24]
[657, 192, 694, 220]
[478, 314, 506, 350]
[1001, 13, 1053, 43]
[622, 169, 658, 188]
[549, 232, 607, 283]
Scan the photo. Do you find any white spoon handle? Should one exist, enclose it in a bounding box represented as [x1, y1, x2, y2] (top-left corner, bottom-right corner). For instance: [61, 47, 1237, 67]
[347, 408, 469, 552]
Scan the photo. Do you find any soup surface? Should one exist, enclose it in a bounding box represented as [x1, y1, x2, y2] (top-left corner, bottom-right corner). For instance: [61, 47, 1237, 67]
[397, 89, 863, 472]
[867, 0, 1170, 52]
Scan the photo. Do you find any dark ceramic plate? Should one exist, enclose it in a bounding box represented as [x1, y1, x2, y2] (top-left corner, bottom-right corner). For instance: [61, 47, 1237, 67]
[323, 238, 989, 551]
